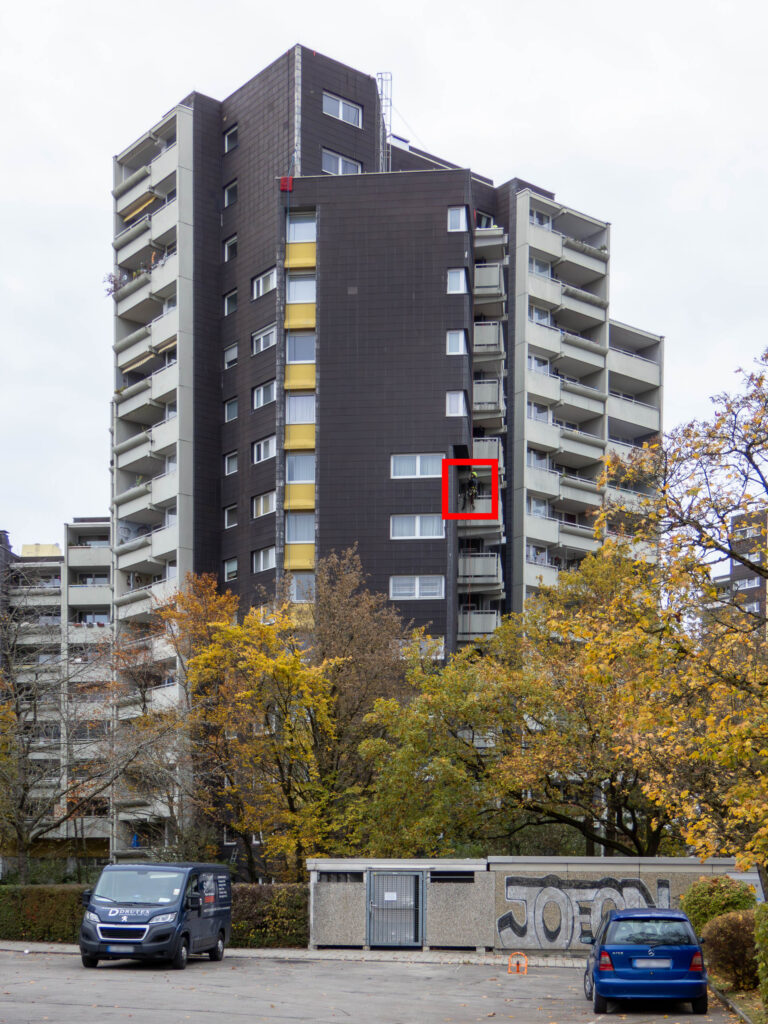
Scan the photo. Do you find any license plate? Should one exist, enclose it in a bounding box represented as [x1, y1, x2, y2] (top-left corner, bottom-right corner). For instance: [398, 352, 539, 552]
[633, 957, 671, 968]
[106, 945, 135, 953]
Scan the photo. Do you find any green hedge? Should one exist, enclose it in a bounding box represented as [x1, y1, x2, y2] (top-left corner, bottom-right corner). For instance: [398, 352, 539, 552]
[754, 903, 768, 1006]
[701, 909, 758, 991]
[680, 875, 756, 935]
[0, 883, 309, 948]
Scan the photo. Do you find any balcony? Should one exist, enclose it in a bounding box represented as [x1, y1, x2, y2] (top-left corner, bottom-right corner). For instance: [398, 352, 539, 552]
[473, 321, 504, 362]
[67, 584, 112, 607]
[115, 380, 164, 425]
[474, 226, 507, 261]
[65, 546, 111, 569]
[524, 560, 558, 589]
[525, 513, 559, 545]
[525, 465, 560, 499]
[607, 394, 661, 433]
[115, 146, 177, 218]
[559, 472, 603, 509]
[556, 426, 606, 468]
[526, 368, 561, 404]
[528, 273, 561, 308]
[457, 609, 501, 642]
[457, 496, 504, 540]
[474, 263, 506, 316]
[473, 378, 505, 429]
[458, 552, 503, 594]
[607, 346, 661, 388]
[473, 437, 505, 481]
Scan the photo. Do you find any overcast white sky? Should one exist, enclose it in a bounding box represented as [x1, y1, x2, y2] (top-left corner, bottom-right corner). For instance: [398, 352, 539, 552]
[1, 0, 766, 549]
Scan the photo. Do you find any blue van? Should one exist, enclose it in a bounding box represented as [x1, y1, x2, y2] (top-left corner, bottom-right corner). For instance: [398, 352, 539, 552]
[79, 862, 232, 970]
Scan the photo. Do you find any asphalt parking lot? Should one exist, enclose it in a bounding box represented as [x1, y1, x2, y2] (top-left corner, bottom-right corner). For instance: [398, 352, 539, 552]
[0, 949, 732, 1024]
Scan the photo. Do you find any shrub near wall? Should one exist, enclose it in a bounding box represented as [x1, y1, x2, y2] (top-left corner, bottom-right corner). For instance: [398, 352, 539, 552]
[680, 876, 756, 935]
[754, 903, 768, 1007]
[0, 886, 86, 943]
[231, 884, 308, 948]
[701, 909, 758, 991]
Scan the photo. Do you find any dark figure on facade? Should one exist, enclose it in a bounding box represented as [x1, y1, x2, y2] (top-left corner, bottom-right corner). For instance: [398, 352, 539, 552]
[462, 472, 479, 510]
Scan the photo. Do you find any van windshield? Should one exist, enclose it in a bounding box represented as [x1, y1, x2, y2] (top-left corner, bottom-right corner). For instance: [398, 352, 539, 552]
[93, 869, 186, 905]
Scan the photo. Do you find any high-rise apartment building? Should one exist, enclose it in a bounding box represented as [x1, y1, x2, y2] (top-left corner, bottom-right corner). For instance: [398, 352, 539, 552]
[110, 45, 663, 655]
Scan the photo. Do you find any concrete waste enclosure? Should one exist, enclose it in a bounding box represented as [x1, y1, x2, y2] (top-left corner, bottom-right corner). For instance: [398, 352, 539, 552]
[307, 856, 761, 952]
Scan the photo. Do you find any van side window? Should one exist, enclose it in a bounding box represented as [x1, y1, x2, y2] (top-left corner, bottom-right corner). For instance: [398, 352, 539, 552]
[185, 874, 198, 900]
[199, 872, 216, 907]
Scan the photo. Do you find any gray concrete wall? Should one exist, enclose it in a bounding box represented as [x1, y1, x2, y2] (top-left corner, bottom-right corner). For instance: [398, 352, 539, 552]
[311, 881, 367, 947]
[425, 873, 495, 949]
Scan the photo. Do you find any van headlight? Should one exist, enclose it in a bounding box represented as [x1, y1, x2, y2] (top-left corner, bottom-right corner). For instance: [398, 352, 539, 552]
[151, 912, 177, 924]
[85, 911, 100, 923]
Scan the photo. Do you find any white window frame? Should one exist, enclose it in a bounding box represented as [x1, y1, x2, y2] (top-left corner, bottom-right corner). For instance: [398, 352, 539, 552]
[446, 390, 467, 417]
[527, 401, 550, 423]
[224, 397, 238, 422]
[223, 557, 238, 582]
[527, 496, 550, 518]
[286, 453, 316, 483]
[528, 303, 552, 325]
[447, 207, 468, 232]
[223, 289, 238, 316]
[224, 505, 238, 529]
[529, 255, 552, 277]
[390, 454, 444, 479]
[252, 547, 276, 573]
[529, 207, 552, 229]
[286, 394, 315, 424]
[223, 234, 238, 262]
[223, 124, 238, 153]
[252, 436, 276, 464]
[224, 451, 238, 475]
[285, 512, 315, 544]
[252, 380, 276, 410]
[289, 571, 316, 603]
[446, 329, 467, 355]
[476, 211, 494, 228]
[287, 211, 317, 243]
[286, 273, 316, 304]
[322, 91, 362, 127]
[223, 180, 238, 207]
[390, 514, 446, 540]
[251, 491, 276, 519]
[286, 333, 316, 363]
[389, 575, 446, 600]
[252, 268, 276, 300]
[527, 353, 549, 373]
[321, 149, 361, 176]
[251, 324, 276, 355]
[223, 343, 238, 369]
[447, 268, 467, 294]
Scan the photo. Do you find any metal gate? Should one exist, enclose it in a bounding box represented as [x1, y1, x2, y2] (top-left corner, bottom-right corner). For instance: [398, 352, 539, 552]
[367, 871, 424, 947]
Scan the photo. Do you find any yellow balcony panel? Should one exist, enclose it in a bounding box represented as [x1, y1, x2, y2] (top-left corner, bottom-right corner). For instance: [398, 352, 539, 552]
[285, 424, 316, 449]
[285, 483, 315, 510]
[285, 242, 317, 269]
[284, 544, 315, 570]
[285, 303, 316, 330]
[285, 364, 316, 390]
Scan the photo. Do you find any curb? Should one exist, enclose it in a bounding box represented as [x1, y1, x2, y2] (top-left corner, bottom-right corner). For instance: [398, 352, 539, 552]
[708, 982, 758, 1024]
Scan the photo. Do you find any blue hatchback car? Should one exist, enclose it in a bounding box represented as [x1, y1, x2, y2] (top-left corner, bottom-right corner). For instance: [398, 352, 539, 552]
[583, 908, 708, 1014]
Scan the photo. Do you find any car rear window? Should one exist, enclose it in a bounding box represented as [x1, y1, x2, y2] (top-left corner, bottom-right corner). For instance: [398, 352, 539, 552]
[605, 918, 696, 945]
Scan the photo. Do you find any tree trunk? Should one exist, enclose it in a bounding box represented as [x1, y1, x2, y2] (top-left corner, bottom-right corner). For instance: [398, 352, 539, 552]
[756, 862, 768, 902]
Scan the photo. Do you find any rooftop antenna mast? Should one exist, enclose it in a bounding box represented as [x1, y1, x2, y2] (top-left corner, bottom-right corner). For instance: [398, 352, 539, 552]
[376, 72, 392, 172]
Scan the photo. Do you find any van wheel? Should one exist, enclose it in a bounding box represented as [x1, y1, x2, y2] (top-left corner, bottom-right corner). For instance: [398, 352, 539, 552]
[81, 954, 99, 968]
[691, 994, 708, 1014]
[593, 990, 608, 1014]
[171, 936, 189, 970]
[209, 932, 225, 962]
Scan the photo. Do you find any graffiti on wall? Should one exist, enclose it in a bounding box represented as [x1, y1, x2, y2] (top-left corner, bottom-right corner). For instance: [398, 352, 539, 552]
[497, 873, 671, 950]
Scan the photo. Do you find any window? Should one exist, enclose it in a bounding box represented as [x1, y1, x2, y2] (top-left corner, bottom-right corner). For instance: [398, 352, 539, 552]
[447, 207, 468, 232]
[251, 491, 276, 518]
[529, 207, 551, 229]
[252, 380, 276, 409]
[286, 453, 315, 483]
[286, 512, 315, 543]
[528, 303, 551, 325]
[389, 575, 445, 600]
[224, 397, 238, 422]
[322, 91, 362, 127]
[165, 505, 177, 526]
[223, 343, 238, 369]
[223, 180, 238, 207]
[733, 577, 760, 591]
[252, 324, 276, 355]
[286, 332, 316, 363]
[526, 544, 548, 565]
[527, 496, 550, 518]
[476, 211, 494, 228]
[286, 394, 315, 424]
[745, 601, 761, 613]
[447, 268, 467, 294]
[165, 400, 177, 420]
[223, 124, 238, 152]
[321, 149, 361, 175]
[527, 447, 549, 470]
[287, 211, 317, 243]
[529, 256, 552, 277]
[390, 514, 445, 539]
[224, 450, 238, 475]
[286, 274, 316, 304]
[446, 391, 467, 417]
[165, 453, 177, 474]
[223, 557, 238, 581]
[527, 401, 549, 423]
[252, 435, 276, 463]
[391, 453, 443, 478]
[223, 235, 238, 262]
[224, 289, 238, 315]
[528, 353, 549, 373]
[289, 572, 315, 603]
[446, 329, 467, 355]
[224, 505, 238, 529]
[252, 547, 276, 573]
[252, 267, 276, 300]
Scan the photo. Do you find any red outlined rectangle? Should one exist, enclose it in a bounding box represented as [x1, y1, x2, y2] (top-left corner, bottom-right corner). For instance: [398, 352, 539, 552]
[441, 458, 499, 520]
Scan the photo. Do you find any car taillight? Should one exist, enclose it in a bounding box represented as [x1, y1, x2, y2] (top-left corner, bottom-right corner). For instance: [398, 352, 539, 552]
[598, 951, 614, 971]
[689, 951, 704, 972]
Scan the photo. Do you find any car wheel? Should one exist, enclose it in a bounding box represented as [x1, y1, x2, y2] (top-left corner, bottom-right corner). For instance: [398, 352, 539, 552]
[208, 932, 225, 962]
[691, 994, 708, 1014]
[171, 936, 189, 970]
[81, 954, 99, 968]
[583, 969, 593, 1000]
[593, 990, 609, 1014]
